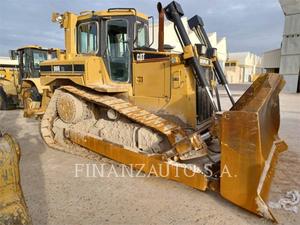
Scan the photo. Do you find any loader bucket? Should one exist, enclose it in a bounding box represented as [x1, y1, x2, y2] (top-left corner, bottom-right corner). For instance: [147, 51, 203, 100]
[0, 132, 32, 224]
[220, 74, 288, 221]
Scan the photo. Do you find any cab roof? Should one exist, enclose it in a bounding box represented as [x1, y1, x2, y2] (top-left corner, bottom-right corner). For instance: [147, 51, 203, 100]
[77, 9, 148, 21]
[17, 45, 58, 52]
[17, 45, 43, 51]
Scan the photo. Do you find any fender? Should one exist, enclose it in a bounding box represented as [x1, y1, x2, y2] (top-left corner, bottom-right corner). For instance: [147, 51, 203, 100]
[22, 78, 50, 95]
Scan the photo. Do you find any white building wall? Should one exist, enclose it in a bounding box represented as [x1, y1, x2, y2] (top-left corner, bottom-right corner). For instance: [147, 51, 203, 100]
[0, 57, 18, 66]
[153, 17, 228, 69]
[208, 32, 217, 48]
[215, 36, 228, 70]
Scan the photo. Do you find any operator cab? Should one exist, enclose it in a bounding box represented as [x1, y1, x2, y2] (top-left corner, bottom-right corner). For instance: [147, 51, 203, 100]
[12, 46, 57, 79]
[76, 9, 152, 83]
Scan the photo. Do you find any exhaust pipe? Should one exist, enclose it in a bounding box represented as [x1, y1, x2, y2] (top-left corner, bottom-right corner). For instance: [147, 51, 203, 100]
[157, 2, 164, 52]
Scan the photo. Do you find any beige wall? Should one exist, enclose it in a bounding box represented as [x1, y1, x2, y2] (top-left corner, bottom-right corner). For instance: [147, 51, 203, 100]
[225, 52, 262, 83]
[225, 63, 243, 83]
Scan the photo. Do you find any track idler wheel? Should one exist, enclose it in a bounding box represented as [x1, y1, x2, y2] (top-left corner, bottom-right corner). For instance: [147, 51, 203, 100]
[56, 93, 87, 124]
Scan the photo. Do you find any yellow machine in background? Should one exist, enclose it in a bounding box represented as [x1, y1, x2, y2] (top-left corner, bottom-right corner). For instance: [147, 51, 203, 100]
[0, 46, 61, 114]
[0, 57, 19, 110]
[12, 46, 62, 116]
[0, 131, 32, 225]
[37, 1, 287, 221]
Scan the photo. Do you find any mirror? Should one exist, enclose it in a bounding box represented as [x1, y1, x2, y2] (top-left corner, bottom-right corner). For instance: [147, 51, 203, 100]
[9, 50, 18, 60]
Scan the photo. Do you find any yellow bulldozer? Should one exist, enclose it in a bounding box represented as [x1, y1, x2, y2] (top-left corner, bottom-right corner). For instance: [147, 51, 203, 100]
[34, 1, 287, 221]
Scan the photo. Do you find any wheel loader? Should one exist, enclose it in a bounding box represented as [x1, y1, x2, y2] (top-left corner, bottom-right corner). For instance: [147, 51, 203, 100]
[38, 1, 287, 221]
[0, 46, 61, 115]
[14, 46, 64, 117]
[0, 131, 32, 225]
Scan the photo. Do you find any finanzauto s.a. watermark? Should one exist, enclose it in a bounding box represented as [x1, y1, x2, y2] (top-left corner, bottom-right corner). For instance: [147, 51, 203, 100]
[74, 163, 236, 178]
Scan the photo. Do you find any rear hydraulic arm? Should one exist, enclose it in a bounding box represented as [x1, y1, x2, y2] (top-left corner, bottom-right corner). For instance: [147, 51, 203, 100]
[188, 15, 235, 105]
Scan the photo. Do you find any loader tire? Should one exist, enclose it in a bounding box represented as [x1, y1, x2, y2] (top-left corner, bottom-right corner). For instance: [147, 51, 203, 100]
[27, 86, 42, 102]
[23, 86, 41, 117]
[0, 87, 8, 110]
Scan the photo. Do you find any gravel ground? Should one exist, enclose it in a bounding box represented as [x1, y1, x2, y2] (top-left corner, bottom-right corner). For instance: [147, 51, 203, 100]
[0, 88, 299, 225]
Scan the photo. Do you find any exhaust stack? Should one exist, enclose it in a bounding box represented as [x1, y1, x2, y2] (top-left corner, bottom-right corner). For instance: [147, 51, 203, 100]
[157, 2, 165, 52]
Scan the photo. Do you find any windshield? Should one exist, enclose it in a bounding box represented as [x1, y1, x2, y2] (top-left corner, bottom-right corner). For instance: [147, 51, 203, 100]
[20, 48, 48, 78]
[33, 50, 48, 69]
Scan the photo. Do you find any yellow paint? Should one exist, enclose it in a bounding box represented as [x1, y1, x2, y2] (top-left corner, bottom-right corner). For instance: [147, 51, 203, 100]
[183, 45, 195, 59]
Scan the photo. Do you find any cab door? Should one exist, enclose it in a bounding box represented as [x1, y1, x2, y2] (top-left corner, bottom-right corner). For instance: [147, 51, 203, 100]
[106, 19, 131, 82]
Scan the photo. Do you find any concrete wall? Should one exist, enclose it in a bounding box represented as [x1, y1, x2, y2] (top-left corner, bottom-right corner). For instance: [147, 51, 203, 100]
[262, 49, 281, 69]
[279, 0, 300, 92]
[279, 0, 300, 15]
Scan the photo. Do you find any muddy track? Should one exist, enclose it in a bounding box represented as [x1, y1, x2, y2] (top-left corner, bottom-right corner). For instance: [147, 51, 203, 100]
[40, 86, 207, 160]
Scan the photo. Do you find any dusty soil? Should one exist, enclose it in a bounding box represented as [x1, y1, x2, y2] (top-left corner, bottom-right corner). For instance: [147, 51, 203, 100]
[0, 89, 299, 225]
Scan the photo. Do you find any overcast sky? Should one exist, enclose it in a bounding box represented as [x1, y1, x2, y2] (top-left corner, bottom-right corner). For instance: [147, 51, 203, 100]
[0, 0, 284, 56]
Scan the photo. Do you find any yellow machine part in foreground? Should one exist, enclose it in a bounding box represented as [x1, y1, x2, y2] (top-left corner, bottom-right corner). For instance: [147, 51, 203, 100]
[0, 133, 31, 225]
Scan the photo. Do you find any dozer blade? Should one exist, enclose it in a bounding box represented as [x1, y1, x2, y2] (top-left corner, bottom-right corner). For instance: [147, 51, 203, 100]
[0, 132, 32, 225]
[219, 73, 288, 221]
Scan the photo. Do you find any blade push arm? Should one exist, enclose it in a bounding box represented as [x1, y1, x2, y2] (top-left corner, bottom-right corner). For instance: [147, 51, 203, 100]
[164, 1, 218, 111]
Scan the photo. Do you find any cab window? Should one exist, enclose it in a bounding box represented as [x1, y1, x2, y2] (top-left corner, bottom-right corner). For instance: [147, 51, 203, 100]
[135, 21, 148, 48]
[78, 22, 98, 54]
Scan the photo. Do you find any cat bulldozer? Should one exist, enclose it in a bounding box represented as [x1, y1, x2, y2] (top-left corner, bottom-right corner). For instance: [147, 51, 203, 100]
[38, 1, 287, 221]
[0, 131, 32, 225]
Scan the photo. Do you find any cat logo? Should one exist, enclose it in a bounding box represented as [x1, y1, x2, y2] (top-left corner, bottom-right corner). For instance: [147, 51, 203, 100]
[136, 53, 145, 61]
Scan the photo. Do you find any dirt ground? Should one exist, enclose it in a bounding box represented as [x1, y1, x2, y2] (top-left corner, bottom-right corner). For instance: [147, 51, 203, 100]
[0, 87, 299, 225]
